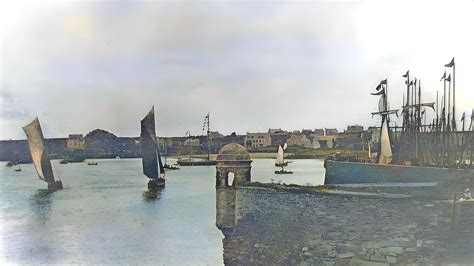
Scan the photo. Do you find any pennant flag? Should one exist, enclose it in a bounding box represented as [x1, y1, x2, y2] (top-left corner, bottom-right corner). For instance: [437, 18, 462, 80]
[380, 79, 387, 85]
[440, 71, 446, 81]
[445, 57, 455, 68]
[375, 83, 382, 91]
[414, 79, 417, 87]
[409, 80, 414, 86]
[446, 74, 451, 82]
[402, 70, 409, 78]
[461, 112, 465, 122]
[371, 88, 385, 96]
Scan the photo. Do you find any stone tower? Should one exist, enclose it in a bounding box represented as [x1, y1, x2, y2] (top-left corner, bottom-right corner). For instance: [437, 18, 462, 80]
[215, 143, 252, 187]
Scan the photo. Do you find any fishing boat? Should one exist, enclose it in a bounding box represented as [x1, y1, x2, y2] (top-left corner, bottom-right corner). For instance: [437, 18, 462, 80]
[87, 160, 98, 165]
[177, 113, 217, 166]
[140, 106, 166, 189]
[162, 139, 180, 170]
[274, 144, 293, 174]
[14, 165, 21, 172]
[22, 117, 63, 190]
[325, 64, 474, 184]
[275, 143, 290, 167]
[6, 161, 16, 167]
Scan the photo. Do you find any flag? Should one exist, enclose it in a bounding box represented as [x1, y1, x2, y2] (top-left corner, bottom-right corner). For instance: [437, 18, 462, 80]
[409, 80, 414, 86]
[440, 71, 446, 81]
[380, 79, 387, 85]
[461, 112, 465, 122]
[446, 74, 451, 82]
[414, 79, 417, 87]
[375, 83, 382, 91]
[445, 57, 455, 68]
[402, 70, 409, 78]
[371, 88, 385, 96]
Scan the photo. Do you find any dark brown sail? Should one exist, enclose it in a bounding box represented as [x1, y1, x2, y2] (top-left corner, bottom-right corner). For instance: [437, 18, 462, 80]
[140, 106, 165, 180]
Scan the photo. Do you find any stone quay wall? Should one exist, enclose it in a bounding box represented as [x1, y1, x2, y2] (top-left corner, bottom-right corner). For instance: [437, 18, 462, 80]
[216, 186, 474, 265]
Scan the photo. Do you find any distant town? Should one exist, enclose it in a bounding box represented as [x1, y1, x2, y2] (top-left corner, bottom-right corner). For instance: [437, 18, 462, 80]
[0, 125, 381, 163]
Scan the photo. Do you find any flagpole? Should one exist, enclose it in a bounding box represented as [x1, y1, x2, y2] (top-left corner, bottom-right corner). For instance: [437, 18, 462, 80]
[453, 61, 456, 131]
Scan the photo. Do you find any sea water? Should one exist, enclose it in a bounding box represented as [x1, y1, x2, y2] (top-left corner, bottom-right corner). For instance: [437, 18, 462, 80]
[0, 158, 325, 264]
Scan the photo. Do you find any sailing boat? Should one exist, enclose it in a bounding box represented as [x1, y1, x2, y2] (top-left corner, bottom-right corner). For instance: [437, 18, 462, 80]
[274, 144, 293, 174]
[163, 139, 180, 170]
[140, 106, 166, 189]
[22, 117, 63, 190]
[14, 165, 21, 172]
[275, 143, 289, 167]
[177, 113, 217, 166]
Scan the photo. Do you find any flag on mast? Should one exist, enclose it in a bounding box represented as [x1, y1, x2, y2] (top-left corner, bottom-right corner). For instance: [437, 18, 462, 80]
[402, 70, 409, 78]
[440, 71, 446, 81]
[445, 58, 455, 68]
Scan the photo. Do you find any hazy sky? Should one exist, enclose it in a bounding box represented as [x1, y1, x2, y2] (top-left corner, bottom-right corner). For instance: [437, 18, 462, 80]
[1, 0, 473, 139]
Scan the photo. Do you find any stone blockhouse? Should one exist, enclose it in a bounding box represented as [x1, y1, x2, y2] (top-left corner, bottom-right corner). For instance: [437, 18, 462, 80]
[215, 143, 252, 188]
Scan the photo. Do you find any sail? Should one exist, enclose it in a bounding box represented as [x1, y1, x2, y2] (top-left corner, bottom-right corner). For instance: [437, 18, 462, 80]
[378, 95, 386, 112]
[275, 145, 284, 165]
[378, 117, 393, 164]
[140, 106, 161, 179]
[22, 117, 56, 183]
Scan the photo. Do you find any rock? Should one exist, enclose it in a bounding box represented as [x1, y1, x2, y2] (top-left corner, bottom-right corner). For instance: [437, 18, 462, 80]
[349, 258, 389, 266]
[335, 258, 351, 266]
[327, 250, 338, 258]
[302, 246, 309, 252]
[369, 254, 386, 262]
[424, 204, 434, 207]
[322, 261, 335, 266]
[385, 255, 397, 264]
[386, 246, 403, 254]
[338, 252, 355, 259]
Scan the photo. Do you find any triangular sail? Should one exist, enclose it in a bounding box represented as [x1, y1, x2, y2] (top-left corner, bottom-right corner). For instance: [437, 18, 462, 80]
[140, 106, 164, 179]
[378, 117, 393, 164]
[22, 117, 56, 183]
[275, 145, 284, 165]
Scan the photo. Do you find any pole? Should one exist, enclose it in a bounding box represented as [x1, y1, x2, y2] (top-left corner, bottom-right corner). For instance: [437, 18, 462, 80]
[453, 62, 456, 131]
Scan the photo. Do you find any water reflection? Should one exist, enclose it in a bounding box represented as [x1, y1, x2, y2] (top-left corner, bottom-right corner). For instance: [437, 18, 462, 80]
[142, 187, 163, 202]
[30, 189, 55, 222]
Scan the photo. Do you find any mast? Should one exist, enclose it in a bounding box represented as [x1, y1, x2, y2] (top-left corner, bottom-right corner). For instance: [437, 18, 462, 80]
[203, 113, 211, 161]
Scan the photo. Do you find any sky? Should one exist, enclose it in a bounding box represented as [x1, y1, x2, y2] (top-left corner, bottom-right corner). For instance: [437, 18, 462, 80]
[1, 0, 473, 139]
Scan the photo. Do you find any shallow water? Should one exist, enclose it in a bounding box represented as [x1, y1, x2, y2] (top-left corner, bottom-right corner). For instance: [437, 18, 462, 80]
[0, 158, 325, 264]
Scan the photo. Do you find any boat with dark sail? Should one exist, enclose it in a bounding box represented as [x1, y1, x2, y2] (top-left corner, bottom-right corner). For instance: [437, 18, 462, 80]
[325, 60, 474, 184]
[177, 113, 217, 166]
[141, 106, 166, 189]
[22, 117, 63, 190]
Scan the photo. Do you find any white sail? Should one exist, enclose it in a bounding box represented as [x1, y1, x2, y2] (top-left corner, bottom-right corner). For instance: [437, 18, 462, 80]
[275, 145, 284, 165]
[378, 118, 393, 164]
[22, 117, 56, 183]
[368, 141, 372, 159]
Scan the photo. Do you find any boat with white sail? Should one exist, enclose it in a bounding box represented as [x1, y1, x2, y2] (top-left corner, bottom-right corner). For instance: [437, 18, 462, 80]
[275, 143, 293, 174]
[22, 117, 63, 190]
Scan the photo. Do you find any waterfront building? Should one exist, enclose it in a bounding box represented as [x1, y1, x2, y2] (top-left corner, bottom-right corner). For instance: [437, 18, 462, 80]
[325, 128, 338, 136]
[346, 124, 364, 133]
[245, 132, 271, 148]
[287, 134, 313, 148]
[314, 135, 336, 149]
[67, 134, 85, 150]
[314, 128, 325, 136]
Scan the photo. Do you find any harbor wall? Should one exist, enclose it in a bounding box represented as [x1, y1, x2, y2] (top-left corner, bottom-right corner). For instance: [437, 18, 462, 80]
[216, 186, 474, 265]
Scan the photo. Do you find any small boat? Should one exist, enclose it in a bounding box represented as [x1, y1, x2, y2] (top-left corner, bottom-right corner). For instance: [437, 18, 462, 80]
[6, 161, 16, 167]
[141, 106, 165, 189]
[275, 143, 290, 167]
[22, 117, 63, 190]
[274, 143, 293, 174]
[59, 159, 68, 164]
[164, 163, 180, 170]
[275, 168, 293, 175]
[87, 160, 98, 165]
[14, 165, 22, 172]
[115, 156, 121, 160]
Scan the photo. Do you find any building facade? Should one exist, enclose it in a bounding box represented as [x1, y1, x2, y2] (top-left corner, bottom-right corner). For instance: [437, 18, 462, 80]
[245, 133, 271, 148]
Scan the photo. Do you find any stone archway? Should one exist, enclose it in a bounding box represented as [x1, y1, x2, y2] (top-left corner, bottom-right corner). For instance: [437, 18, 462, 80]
[216, 143, 252, 188]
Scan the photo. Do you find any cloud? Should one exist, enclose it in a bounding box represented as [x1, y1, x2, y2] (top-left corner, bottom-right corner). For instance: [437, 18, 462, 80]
[0, 1, 473, 139]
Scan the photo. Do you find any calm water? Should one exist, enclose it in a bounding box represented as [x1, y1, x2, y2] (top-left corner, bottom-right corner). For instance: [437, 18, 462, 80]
[0, 158, 325, 264]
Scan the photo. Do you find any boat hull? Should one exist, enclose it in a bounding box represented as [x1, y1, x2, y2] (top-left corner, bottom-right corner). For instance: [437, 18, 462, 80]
[148, 178, 165, 189]
[176, 160, 217, 166]
[324, 159, 473, 185]
[47, 180, 63, 190]
[275, 162, 288, 167]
